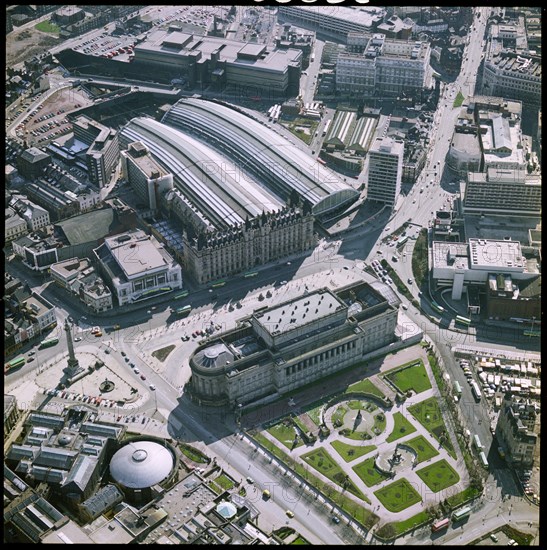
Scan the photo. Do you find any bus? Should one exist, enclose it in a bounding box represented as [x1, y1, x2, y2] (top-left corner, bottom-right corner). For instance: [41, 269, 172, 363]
[210, 280, 226, 289]
[396, 236, 409, 249]
[322, 119, 332, 137]
[243, 271, 258, 279]
[431, 518, 450, 532]
[175, 305, 192, 317]
[431, 300, 445, 314]
[454, 381, 462, 396]
[5, 356, 26, 373]
[470, 380, 482, 401]
[174, 290, 189, 300]
[452, 506, 472, 522]
[479, 451, 489, 469]
[523, 329, 540, 338]
[455, 315, 471, 327]
[39, 336, 59, 349]
[473, 434, 483, 451]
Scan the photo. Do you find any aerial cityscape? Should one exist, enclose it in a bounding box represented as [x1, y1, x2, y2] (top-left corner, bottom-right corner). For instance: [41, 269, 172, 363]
[4, 4, 540, 545]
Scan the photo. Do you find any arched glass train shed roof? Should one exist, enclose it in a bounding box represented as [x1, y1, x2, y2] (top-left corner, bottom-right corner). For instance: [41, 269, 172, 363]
[162, 98, 359, 216]
[120, 117, 284, 229]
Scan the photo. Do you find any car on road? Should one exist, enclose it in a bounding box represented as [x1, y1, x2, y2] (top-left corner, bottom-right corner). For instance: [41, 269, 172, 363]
[181, 335, 190, 341]
[246, 477, 254, 484]
[113, 324, 121, 330]
[74, 336, 82, 342]
[28, 351, 36, 356]
[408, 278, 413, 284]
[401, 304, 408, 310]
[285, 510, 294, 518]
[149, 384, 156, 391]
[91, 326, 100, 334]
[28, 357, 35, 362]
[94, 331, 103, 337]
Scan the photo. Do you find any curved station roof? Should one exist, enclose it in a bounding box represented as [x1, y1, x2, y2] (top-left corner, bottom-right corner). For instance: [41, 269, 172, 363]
[162, 98, 359, 216]
[120, 117, 284, 229]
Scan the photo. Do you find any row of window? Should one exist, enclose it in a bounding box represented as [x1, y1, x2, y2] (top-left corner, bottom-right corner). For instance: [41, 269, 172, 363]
[284, 340, 357, 377]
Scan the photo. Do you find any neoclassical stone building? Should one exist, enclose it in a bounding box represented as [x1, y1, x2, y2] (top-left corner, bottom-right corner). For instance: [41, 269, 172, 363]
[182, 206, 315, 284]
[188, 281, 399, 406]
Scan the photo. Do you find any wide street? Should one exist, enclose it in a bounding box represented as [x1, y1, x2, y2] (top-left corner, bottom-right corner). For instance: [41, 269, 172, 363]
[6, 5, 539, 545]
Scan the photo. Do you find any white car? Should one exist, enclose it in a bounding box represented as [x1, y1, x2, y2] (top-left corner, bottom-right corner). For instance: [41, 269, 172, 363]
[74, 336, 82, 342]
[133, 368, 140, 374]
[401, 304, 408, 310]
[149, 384, 156, 391]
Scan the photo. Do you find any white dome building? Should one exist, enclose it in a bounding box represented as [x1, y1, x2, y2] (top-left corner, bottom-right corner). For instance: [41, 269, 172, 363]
[110, 440, 174, 490]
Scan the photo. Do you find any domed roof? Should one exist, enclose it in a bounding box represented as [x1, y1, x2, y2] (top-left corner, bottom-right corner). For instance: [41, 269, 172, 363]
[110, 441, 174, 489]
[193, 342, 234, 370]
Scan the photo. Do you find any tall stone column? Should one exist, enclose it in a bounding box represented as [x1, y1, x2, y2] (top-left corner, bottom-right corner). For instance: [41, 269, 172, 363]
[64, 318, 80, 377]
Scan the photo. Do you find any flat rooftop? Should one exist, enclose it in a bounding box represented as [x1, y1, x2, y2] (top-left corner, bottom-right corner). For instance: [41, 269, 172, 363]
[254, 288, 344, 336]
[281, 5, 386, 29]
[103, 230, 171, 278]
[469, 238, 525, 270]
[137, 30, 301, 73]
[126, 142, 169, 179]
[432, 241, 469, 270]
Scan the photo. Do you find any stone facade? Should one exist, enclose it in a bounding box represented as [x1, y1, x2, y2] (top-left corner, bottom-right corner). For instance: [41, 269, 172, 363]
[182, 206, 315, 285]
[188, 281, 398, 406]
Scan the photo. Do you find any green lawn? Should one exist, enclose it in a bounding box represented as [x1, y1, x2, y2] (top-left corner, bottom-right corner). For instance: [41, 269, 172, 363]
[386, 412, 417, 443]
[346, 378, 386, 398]
[179, 443, 209, 464]
[301, 447, 365, 499]
[305, 404, 323, 426]
[330, 441, 376, 463]
[253, 432, 376, 524]
[347, 399, 377, 411]
[453, 91, 465, 108]
[291, 536, 310, 545]
[214, 473, 235, 491]
[416, 459, 460, 492]
[331, 404, 348, 427]
[35, 21, 60, 33]
[376, 510, 431, 539]
[407, 397, 456, 459]
[374, 478, 422, 513]
[445, 486, 481, 509]
[403, 435, 440, 463]
[151, 344, 176, 362]
[384, 361, 432, 394]
[267, 421, 302, 450]
[352, 457, 391, 487]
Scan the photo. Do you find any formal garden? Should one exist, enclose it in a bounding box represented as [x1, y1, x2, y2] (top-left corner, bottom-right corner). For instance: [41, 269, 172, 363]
[248, 352, 469, 536]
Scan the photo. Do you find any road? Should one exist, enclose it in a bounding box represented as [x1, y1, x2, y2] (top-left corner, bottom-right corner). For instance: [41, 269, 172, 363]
[6, 6, 538, 543]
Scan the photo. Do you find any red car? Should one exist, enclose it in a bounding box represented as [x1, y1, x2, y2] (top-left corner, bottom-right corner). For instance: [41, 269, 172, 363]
[140, 374, 146, 380]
